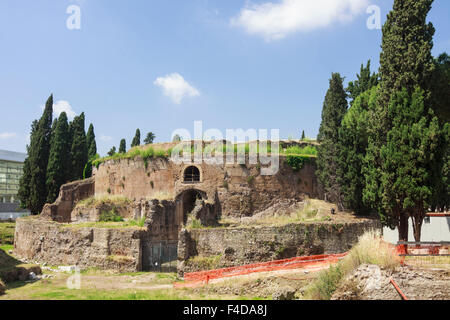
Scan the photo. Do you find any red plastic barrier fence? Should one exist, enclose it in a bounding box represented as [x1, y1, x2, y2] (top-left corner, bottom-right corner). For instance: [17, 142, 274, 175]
[174, 252, 348, 288]
[396, 243, 450, 256]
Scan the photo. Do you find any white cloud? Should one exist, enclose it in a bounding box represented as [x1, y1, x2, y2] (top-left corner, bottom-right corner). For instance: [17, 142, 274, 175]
[231, 0, 369, 41]
[40, 100, 77, 120]
[99, 135, 113, 142]
[53, 100, 77, 119]
[154, 73, 200, 104]
[0, 132, 17, 140]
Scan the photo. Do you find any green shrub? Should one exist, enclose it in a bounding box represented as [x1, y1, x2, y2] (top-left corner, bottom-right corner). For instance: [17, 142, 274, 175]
[99, 209, 124, 222]
[186, 255, 222, 271]
[286, 155, 309, 171]
[187, 218, 203, 229]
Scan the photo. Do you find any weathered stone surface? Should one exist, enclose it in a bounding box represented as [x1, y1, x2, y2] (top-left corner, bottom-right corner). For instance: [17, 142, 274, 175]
[41, 178, 95, 223]
[178, 218, 381, 273]
[14, 217, 143, 272]
[272, 287, 296, 300]
[92, 156, 321, 218]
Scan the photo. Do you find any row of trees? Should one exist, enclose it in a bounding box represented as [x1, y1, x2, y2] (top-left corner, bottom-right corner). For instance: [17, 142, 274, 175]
[18, 95, 97, 214]
[107, 129, 156, 156]
[316, 0, 449, 241]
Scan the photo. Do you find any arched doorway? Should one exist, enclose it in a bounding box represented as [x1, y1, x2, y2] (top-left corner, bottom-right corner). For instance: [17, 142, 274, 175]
[175, 189, 206, 229]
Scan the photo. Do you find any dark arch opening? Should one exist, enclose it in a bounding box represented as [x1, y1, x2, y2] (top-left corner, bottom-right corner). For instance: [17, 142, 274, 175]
[183, 166, 200, 183]
[175, 189, 206, 227]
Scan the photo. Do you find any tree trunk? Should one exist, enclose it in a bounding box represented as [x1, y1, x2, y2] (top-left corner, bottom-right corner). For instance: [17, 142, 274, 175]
[398, 213, 409, 242]
[411, 210, 425, 242]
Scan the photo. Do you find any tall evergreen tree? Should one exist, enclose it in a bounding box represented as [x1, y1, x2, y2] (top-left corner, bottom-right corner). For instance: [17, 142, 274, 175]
[119, 139, 126, 154]
[316, 73, 348, 207]
[346, 60, 379, 106]
[86, 123, 97, 159]
[46, 112, 70, 203]
[363, 0, 437, 241]
[70, 112, 88, 181]
[131, 129, 141, 148]
[144, 132, 155, 145]
[430, 53, 450, 123]
[107, 146, 116, 157]
[378, 89, 440, 241]
[18, 120, 38, 210]
[27, 95, 53, 214]
[337, 87, 377, 215]
[172, 134, 182, 142]
[83, 123, 97, 179]
[301, 130, 305, 140]
[378, 0, 435, 107]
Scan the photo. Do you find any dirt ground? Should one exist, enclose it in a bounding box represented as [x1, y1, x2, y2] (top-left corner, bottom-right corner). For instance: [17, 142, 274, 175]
[332, 258, 450, 300]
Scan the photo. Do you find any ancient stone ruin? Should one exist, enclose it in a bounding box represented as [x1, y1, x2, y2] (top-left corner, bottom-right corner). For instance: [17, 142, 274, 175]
[14, 141, 380, 274]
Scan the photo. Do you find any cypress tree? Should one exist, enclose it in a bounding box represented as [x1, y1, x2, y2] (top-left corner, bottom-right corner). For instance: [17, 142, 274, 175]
[144, 132, 155, 145]
[316, 73, 348, 207]
[131, 129, 141, 148]
[363, 0, 437, 241]
[119, 139, 126, 154]
[70, 112, 88, 181]
[28, 95, 53, 214]
[430, 53, 450, 123]
[107, 146, 116, 157]
[337, 87, 377, 215]
[86, 123, 97, 160]
[346, 60, 379, 106]
[18, 120, 38, 210]
[301, 130, 305, 140]
[378, 89, 440, 241]
[378, 0, 435, 107]
[46, 112, 70, 203]
[83, 124, 97, 179]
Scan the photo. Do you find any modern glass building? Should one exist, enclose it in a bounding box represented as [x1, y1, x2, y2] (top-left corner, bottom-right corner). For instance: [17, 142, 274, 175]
[0, 149, 29, 219]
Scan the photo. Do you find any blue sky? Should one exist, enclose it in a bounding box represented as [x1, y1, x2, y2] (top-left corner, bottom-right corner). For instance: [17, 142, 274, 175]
[0, 0, 449, 156]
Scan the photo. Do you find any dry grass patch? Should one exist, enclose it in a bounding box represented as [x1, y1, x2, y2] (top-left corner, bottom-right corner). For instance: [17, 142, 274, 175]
[249, 199, 337, 226]
[303, 230, 401, 300]
[147, 191, 174, 201]
[76, 195, 132, 208]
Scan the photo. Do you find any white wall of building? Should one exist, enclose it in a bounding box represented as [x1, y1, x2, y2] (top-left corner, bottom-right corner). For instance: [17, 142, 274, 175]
[383, 216, 450, 243]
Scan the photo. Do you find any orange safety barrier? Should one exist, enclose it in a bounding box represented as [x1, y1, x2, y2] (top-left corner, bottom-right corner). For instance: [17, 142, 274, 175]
[174, 252, 348, 288]
[396, 243, 450, 256]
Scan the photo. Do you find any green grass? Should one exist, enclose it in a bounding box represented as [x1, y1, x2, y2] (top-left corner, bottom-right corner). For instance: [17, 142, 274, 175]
[92, 145, 171, 168]
[1, 277, 257, 300]
[92, 142, 318, 169]
[185, 255, 223, 271]
[62, 220, 145, 229]
[0, 223, 15, 245]
[99, 209, 124, 222]
[284, 145, 318, 156]
[186, 218, 203, 229]
[0, 245, 13, 253]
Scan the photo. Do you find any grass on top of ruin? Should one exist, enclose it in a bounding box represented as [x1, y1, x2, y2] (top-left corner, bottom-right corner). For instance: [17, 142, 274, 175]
[92, 145, 170, 168]
[91, 141, 319, 169]
[61, 218, 146, 229]
[76, 195, 132, 208]
[218, 199, 352, 228]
